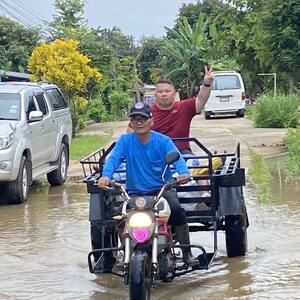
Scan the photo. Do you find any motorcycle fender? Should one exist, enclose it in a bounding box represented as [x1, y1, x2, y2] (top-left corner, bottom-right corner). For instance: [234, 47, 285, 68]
[89, 193, 104, 221]
[219, 186, 244, 215]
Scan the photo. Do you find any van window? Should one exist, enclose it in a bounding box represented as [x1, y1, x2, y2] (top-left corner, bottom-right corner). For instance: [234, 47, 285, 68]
[212, 75, 241, 90]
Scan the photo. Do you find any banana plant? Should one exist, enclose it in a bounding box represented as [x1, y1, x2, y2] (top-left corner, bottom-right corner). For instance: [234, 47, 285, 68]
[159, 14, 217, 97]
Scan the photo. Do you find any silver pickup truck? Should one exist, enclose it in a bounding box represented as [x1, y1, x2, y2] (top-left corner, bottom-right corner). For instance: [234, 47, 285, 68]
[0, 82, 72, 204]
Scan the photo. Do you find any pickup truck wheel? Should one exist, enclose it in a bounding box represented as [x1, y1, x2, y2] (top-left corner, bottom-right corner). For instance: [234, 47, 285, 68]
[47, 143, 68, 186]
[7, 156, 29, 204]
[225, 204, 248, 257]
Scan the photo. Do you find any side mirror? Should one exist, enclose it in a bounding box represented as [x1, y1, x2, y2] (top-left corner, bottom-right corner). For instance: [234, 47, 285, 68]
[162, 151, 180, 182]
[165, 151, 180, 165]
[28, 111, 43, 122]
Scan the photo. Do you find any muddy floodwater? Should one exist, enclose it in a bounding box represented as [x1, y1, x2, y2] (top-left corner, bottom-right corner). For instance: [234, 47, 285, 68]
[0, 170, 299, 300]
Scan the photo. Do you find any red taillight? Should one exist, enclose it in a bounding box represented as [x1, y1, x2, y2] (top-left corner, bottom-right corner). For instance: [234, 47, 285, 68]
[242, 92, 246, 100]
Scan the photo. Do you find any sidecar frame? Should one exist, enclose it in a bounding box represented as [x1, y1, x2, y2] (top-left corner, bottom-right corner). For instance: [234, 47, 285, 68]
[81, 137, 247, 275]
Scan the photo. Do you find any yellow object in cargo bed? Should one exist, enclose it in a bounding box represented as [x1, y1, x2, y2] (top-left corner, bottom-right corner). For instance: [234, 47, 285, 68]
[190, 157, 223, 176]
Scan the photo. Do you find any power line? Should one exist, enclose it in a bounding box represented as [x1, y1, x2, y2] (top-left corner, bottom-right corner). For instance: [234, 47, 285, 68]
[0, 0, 37, 27]
[10, 0, 48, 23]
[0, 0, 51, 35]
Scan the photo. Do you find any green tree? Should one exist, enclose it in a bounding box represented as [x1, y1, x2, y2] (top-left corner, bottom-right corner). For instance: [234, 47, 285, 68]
[79, 28, 137, 115]
[47, 0, 138, 120]
[136, 37, 164, 84]
[79, 28, 117, 113]
[97, 27, 136, 56]
[176, 0, 266, 95]
[109, 91, 132, 118]
[0, 16, 40, 72]
[49, 0, 87, 40]
[248, 0, 300, 90]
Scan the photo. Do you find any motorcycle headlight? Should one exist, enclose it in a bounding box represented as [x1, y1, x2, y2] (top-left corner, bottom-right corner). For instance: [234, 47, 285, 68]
[0, 134, 13, 150]
[127, 212, 155, 243]
[128, 212, 152, 228]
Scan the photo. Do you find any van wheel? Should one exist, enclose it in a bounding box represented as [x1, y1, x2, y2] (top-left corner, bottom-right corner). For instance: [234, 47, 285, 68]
[205, 112, 211, 119]
[7, 156, 29, 204]
[237, 110, 244, 118]
[47, 143, 68, 186]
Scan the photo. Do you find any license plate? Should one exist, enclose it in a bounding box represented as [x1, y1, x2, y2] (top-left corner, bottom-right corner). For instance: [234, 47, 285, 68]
[220, 96, 229, 102]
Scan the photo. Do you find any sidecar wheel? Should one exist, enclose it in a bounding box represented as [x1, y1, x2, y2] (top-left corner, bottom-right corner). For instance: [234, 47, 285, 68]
[129, 251, 151, 300]
[90, 221, 116, 273]
[225, 204, 248, 257]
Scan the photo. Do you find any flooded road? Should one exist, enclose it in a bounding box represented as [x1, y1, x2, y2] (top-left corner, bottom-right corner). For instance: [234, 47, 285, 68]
[0, 172, 299, 299]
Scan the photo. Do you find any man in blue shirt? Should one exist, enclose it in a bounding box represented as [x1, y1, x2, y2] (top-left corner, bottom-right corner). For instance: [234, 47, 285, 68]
[98, 102, 198, 266]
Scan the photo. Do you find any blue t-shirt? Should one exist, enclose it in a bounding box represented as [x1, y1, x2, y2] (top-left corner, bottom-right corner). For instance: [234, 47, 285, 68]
[102, 131, 189, 194]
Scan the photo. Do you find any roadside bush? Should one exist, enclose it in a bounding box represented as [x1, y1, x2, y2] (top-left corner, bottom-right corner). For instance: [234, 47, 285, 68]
[109, 91, 132, 119]
[252, 94, 300, 128]
[245, 104, 256, 120]
[283, 129, 300, 179]
[88, 97, 109, 123]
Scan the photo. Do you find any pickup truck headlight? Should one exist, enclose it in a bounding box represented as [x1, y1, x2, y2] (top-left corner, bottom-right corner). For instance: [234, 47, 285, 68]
[0, 134, 14, 150]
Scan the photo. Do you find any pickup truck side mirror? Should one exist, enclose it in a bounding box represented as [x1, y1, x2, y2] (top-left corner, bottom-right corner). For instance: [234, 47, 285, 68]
[28, 111, 43, 122]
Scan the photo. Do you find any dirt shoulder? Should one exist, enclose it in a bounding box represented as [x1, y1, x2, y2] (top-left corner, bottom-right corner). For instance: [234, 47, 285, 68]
[68, 115, 287, 180]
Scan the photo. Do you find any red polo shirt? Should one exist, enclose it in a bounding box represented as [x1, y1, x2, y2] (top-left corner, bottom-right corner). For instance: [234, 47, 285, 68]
[151, 98, 197, 151]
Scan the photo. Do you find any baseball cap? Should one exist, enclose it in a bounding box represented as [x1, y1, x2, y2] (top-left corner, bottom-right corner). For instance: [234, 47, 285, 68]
[129, 102, 153, 118]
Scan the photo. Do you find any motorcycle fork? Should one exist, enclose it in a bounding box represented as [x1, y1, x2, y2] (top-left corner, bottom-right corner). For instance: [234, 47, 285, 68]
[151, 224, 159, 283]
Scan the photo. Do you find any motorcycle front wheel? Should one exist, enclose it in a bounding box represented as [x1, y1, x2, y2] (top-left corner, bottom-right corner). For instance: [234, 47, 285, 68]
[129, 251, 151, 300]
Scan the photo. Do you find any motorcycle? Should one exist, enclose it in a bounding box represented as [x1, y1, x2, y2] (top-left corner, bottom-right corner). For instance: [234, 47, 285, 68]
[89, 151, 205, 300]
[82, 138, 248, 300]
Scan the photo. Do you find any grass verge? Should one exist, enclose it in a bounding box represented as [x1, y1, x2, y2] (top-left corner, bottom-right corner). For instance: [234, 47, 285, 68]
[248, 149, 272, 201]
[70, 134, 111, 160]
[283, 128, 300, 181]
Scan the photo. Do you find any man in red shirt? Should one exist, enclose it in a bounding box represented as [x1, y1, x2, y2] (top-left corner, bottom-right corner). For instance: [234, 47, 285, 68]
[151, 66, 214, 153]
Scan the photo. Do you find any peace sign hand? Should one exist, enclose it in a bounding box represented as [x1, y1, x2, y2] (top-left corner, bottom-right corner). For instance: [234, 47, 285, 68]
[203, 66, 214, 86]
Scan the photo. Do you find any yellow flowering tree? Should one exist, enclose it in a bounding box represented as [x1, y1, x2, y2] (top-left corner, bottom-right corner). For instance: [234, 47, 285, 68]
[28, 39, 102, 135]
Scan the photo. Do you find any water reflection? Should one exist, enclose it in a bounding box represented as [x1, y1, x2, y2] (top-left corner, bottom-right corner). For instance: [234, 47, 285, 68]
[0, 166, 299, 299]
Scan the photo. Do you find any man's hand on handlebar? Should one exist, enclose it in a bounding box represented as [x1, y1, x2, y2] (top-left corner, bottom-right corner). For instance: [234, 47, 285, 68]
[176, 174, 189, 185]
[97, 176, 111, 189]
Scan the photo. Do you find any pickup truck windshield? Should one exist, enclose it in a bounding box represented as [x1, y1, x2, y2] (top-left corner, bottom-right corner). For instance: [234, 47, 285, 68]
[212, 75, 241, 90]
[0, 93, 21, 120]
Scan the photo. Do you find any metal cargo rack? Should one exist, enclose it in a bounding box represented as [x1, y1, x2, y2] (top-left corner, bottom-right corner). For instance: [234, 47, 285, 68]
[80, 137, 244, 183]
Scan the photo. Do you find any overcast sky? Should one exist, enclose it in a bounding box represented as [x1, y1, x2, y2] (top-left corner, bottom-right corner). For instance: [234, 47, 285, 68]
[20, 0, 199, 41]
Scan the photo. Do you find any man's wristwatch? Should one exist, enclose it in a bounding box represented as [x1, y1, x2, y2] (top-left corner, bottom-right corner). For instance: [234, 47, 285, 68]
[203, 82, 212, 87]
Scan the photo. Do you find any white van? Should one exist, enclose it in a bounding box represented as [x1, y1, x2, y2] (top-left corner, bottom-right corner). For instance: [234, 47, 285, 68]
[204, 71, 245, 119]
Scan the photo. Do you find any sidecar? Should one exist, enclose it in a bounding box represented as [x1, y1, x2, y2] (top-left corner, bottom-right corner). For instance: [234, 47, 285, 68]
[80, 137, 248, 275]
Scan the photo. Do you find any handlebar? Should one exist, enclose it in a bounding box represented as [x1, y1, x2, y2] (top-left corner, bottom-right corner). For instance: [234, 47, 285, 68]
[164, 176, 191, 189]
[94, 178, 122, 190]
[95, 178, 130, 201]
